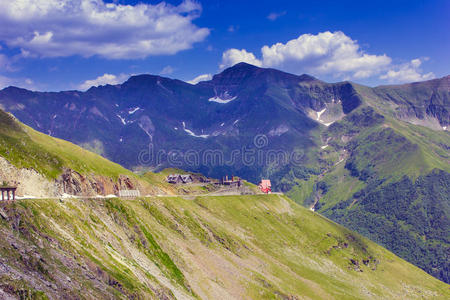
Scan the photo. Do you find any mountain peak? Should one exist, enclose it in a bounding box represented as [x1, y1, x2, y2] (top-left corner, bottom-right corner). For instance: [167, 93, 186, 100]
[228, 62, 261, 71]
[214, 62, 261, 78]
[125, 74, 162, 84]
[212, 62, 318, 84]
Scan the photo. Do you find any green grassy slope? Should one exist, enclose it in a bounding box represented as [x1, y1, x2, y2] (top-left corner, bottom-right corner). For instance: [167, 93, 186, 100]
[0, 194, 448, 299]
[286, 103, 450, 283]
[0, 109, 135, 180]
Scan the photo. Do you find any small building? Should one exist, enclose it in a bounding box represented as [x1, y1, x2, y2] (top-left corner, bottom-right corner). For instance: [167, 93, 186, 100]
[0, 186, 17, 201]
[167, 174, 183, 184]
[180, 175, 193, 184]
[166, 174, 194, 184]
[259, 179, 272, 194]
[119, 189, 141, 198]
[217, 175, 242, 188]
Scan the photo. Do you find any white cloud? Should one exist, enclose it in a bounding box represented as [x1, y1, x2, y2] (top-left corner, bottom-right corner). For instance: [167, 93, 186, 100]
[260, 31, 391, 78]
[187, 73, 212, 84]
[267, 11, 286, 21]
[79, 73, 129, 90]
[160, 65, 174, 75]
[220, 31, 434, 83]
[0, 75, 36, 89]
[380, 58, 435, 83]
[0, 53, 22, 72]
[220, 49, 262, 69]
[0, 0, 209, 59]
[0, 54, 10, 71]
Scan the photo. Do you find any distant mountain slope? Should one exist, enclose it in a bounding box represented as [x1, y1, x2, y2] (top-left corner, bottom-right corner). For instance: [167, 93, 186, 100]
[354, 76, 449, 130]
[0, 194, 448, 299]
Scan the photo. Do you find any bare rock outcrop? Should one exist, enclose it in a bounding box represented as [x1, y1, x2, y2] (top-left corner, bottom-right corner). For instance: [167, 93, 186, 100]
[0, 156, 60, 197]
[0, 156, 158, 198]
[56, 168, 145, 197]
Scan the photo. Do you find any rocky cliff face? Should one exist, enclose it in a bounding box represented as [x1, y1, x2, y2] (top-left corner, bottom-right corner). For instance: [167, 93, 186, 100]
[0, 157, 59, 197]
[372, 76, 449, 129]
[56, 168, 141, 197]
[0, 157, 148, 198]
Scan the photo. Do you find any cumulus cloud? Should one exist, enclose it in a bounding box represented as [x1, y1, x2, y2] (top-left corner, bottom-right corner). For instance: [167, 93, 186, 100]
[220, 49, 262, 69]
[187, 73, 212, 84]
[79, 73, 129, 90]
[0, 53, 21, 72]
[0, 54, 10, 71]
[0, 75, 35, 89]
[267, 11, 286, 21]
[220, 31, 433, 83]
[0, 0, 209, 59]
[260, 31, 391, 78]
[380, 58, 435, 83]
[160, 65, 174, 75]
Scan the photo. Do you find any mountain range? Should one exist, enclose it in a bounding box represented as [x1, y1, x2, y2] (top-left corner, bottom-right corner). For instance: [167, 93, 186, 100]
[0, 62, 448, 284]
[1, 63, 446, 180]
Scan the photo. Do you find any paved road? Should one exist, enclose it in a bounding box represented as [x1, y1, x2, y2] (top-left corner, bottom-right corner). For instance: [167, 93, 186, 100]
[12, 192, 283, 201]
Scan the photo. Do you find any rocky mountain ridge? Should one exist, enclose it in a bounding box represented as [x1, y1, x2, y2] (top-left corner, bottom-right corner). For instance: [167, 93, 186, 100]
[2, 63, 446, 181]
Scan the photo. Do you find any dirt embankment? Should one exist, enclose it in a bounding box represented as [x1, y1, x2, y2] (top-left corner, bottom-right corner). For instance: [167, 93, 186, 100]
[0, 157, 154, 198]
[0, 157, 59, 197]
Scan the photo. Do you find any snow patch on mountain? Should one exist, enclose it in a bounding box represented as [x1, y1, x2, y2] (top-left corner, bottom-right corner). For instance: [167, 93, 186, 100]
[116, 114, 126, 125]
[182, 121, 209, 138]
[209, 96, 237, 104]
[313, 107, 335, 127]
[128, 107, 140, 114]
[209, 90, 237, 104]
[316, 108, 326, 121]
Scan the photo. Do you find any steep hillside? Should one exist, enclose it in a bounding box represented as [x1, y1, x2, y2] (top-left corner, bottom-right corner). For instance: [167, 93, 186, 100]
[0, 109, 161, 197]
[286, 104, 450, 283]
[0, 194, 448, 299]
[351, 76, 449, 130]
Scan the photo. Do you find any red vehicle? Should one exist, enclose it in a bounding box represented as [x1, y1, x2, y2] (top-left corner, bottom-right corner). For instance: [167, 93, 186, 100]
[259, 179, 272, 194]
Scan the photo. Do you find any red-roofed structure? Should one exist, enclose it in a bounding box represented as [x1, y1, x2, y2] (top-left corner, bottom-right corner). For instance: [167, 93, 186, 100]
[259, 179, 271, 194]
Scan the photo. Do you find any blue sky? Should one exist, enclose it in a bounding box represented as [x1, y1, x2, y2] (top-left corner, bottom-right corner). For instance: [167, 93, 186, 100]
[0, 0, 448, 91]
